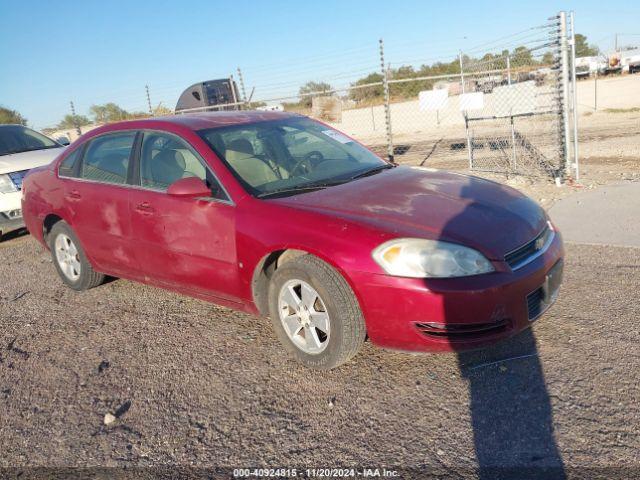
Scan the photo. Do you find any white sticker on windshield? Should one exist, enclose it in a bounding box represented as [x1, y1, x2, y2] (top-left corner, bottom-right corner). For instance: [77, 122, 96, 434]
[322, 129, 353, 144]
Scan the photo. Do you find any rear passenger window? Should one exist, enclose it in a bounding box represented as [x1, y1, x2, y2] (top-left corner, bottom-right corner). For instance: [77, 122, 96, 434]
[81, 132, 136, 185]
[58, 148, 82, 177]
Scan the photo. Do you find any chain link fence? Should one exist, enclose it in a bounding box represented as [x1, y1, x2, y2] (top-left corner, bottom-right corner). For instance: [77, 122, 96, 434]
[55, 11, 578, 182]
[255, 12, 575, 181]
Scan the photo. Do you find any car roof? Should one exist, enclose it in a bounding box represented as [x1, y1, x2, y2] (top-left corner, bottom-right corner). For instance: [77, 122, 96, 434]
[103, 110, 302, 133]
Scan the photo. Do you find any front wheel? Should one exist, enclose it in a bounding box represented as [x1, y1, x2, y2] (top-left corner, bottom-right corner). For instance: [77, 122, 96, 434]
[49, 221, 105, 291]
[268, 254, 366, 369]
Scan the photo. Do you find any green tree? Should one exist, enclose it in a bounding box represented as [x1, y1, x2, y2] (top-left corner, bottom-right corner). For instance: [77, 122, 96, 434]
[298, 81, 333, 107]
[90, 103, 131, 123]
[0, 106, 27, 125]
[511, 46, 535, 66]
[575, 34, 599, 57]
[57, 114, 91, 129]
[349, 72, 384, 102]
[541, 51, 555, 65]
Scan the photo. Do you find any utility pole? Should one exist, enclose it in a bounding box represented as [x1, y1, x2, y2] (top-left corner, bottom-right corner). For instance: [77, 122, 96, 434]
[559, 11, 572, 179]
[569, 11, 580, 181]
[145, 85, 153, 115]
[69, 101, 81, 137]
[614, 33, 618, 52]
[237, 67, 248, 107]
[379, 38, 394, 163]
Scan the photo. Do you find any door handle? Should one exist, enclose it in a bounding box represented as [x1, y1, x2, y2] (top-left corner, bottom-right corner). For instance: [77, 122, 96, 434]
[66, 190, 81, 201]
[135, 202, 155, 215]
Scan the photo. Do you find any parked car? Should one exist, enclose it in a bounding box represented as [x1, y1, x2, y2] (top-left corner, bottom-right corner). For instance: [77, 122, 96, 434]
[0, 124, 65, 239]
[21, 112, 564, 369]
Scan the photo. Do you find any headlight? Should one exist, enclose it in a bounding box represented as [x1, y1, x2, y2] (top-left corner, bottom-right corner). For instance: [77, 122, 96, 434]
[372, 238, 494, 278]
[0, 174, 17, 194]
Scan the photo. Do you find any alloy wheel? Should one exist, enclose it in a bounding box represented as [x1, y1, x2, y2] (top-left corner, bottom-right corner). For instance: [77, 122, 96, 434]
[54, 234, 81, 282]
[278, 279, 330, 354]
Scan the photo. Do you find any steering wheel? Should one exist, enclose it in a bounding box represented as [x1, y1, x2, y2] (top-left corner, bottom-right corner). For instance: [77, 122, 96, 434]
[289, 151, 325, 177]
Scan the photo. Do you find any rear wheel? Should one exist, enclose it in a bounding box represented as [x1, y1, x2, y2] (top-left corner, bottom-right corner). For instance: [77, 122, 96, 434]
[268, 254, 366, 369]
[49, 221, 105, 291]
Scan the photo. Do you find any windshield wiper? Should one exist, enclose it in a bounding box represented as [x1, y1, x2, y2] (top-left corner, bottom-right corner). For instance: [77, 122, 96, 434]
[257, 184, 329, 199]
[257, 179, 349, 199]
[257, 164, 395, 199]
[349, 163, 396, 180]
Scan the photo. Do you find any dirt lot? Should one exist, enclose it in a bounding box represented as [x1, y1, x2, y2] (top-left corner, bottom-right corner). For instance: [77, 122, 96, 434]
[1, 210, 639, 478]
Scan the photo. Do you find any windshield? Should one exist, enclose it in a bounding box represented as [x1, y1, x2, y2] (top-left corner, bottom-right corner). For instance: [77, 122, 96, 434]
[198, 117, 387, 197]
[0, 125, 60, 156]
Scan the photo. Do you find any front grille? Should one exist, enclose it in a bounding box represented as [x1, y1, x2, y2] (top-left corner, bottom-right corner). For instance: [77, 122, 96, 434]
[415, 319, 508, 340]
[526, 287, 545, 320]
[8, 170, 28, 191]
[505, 225, 553, 270]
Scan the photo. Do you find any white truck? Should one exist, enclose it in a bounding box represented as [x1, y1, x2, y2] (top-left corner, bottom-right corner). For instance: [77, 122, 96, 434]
[0, 125, 66, 239]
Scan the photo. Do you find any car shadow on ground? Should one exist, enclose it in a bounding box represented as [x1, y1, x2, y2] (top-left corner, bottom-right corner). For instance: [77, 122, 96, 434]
[457, 329, 565, 479]
[0, 227, 29, 244]
[439, 178, 566, 479]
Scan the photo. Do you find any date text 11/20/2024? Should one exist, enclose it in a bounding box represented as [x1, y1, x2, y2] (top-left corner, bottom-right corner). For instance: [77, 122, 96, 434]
[233, 468, 400, 477]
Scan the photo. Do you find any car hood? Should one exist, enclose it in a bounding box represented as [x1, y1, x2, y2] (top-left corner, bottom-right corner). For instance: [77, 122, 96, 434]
[272, 166, 547, 259]
[0, 147, 65, 175]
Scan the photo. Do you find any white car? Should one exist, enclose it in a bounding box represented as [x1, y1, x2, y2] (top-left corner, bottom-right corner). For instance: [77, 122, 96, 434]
[0, 125, 66, 239]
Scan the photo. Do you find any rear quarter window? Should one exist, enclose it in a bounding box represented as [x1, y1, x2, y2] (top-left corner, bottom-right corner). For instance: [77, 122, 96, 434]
[58, 148, 82, 177]
[81, 132, 136, 185]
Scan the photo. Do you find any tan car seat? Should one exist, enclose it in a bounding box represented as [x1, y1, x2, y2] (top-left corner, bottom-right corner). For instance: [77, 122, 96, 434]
[225, 139, 285, 188]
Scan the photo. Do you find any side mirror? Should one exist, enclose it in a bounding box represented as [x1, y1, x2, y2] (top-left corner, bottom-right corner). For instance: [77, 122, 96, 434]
[167, 177, 211, 198]
[56, 136, 71, 146]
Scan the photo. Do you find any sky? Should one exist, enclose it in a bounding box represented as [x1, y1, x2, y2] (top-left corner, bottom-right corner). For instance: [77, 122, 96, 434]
[1, 0, 638, 130]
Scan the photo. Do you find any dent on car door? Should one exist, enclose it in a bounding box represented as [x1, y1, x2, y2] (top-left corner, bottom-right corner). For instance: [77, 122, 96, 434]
[128, 131, 241, 303]
[62, 131, 139, 276]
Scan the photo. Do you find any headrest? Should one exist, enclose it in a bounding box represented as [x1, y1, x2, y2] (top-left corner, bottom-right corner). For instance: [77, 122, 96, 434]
[151, 149, 186, 186]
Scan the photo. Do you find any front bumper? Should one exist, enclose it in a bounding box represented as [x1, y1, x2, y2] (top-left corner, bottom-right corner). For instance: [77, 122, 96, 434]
[0, 191, 24, 236]
[349, 233, 564, 352]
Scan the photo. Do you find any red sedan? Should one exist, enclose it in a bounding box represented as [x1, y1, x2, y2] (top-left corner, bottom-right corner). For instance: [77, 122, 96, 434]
[21, 112, 563, 369]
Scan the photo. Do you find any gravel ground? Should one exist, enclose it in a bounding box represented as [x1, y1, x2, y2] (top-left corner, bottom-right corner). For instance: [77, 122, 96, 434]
[0, 232, 639, 479]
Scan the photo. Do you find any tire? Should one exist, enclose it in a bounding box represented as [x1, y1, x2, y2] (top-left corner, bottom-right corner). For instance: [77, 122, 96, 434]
[268, 254, 366, 369]
[48, 221, 105, 291]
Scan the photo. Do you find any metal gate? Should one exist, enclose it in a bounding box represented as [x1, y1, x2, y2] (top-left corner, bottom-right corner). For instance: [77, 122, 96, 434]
[462, 13, 573, 179]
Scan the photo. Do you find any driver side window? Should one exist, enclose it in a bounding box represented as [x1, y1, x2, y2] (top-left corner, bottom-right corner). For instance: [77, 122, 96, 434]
[139, 132, 228, 200]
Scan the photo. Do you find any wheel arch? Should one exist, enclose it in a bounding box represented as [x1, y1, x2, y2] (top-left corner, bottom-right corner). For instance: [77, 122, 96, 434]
[250, 246, 360, 317]
[42, 213, 66, 247]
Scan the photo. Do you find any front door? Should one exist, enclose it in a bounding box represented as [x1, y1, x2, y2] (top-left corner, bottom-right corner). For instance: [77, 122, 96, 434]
[128, 131, 240, 303]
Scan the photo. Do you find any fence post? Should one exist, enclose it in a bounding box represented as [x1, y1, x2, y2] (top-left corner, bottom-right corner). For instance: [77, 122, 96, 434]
[569, 11, 580, 181]
[237, 67, 248, 108]
[559, 11, 572, 179]
[594, 67, 598, 111]
[460, 51, 473, 169]
[145, 85, 153, 115]
[379, 38, 394, 163]
[459, 51, 466, 94]
[507, 55, 517, 170]
[69, 101, 81, 137]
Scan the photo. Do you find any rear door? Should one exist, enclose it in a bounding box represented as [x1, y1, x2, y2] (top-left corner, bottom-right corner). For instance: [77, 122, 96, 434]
[60, 131, 139, 277]
[127, 130, 241, 303]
